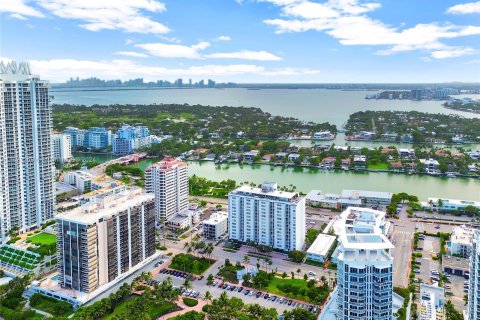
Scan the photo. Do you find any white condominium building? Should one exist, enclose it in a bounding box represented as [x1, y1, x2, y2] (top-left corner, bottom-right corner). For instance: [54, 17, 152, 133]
[335, 207, 394, 320]
[56, 188, 156, 293]
[203, 211, 228, 240]
[145, 158, 189, 222]
[0, 61, 54, 240]
[468, 231, 480, 320]
[52, 133, 72, 163]
[228, 182, 306, 251]
[419, 284, 445, 320]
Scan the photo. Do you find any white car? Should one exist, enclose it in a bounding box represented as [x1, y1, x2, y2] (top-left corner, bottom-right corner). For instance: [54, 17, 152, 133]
[308, 271, 317, 276]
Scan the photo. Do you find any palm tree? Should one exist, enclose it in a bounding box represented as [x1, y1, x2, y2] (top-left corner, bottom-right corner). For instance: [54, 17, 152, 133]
[296, 268, 301, 278]
[243, 255, 250, 267]
[204, 291, 213, 304]
[183, 278, 192, 291]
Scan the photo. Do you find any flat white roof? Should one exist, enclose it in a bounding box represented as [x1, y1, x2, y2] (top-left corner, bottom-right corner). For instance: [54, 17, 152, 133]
[56, 188, 154, 225]
[428, 198, 480, 207]
[451, 226, 474, 245]
[231, 185, 300, 202]
[203, 211, 228, 225]
[342, 189, 393, 200]
[307, 234, 337, 257]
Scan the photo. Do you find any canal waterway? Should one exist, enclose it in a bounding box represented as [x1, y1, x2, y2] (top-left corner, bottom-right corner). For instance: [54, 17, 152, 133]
[73, 153, 480, 201]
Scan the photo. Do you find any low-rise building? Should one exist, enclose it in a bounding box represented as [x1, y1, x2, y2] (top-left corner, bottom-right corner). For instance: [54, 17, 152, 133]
[443, 255, 469, 276]
[449, 226, 474, 258]
[166, 211, 192, 231]
[203, 211, 228, 240]
[63, 170, 93, 192]
[306, 233, 337, 263]
[341, 189, 393, 206]
[423, 198, 480, 213]
[419, 284, 446, 320]
[287, 153, 301, 162]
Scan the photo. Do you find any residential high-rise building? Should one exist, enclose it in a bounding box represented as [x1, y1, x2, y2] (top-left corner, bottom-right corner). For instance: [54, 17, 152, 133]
[145, 158, 189, 222]
[52, 133, 72, 163]
[0, 61, 54, 240]
[228, 182, 306, 251]
[468, 231, 480, 320]
[335, 207, 394, 320]
[56, 188, 156, 293]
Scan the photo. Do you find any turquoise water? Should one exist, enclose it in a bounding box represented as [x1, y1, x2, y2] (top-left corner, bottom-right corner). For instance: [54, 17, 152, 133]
[52, 88, 480, 128]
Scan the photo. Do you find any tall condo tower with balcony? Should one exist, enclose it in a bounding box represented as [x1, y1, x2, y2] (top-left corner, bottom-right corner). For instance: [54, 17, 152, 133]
[0, 61, 54, 240]
[145, 158, 189, 222]
[228, 182, 306, 251]
[56, 188, 156, 293]
[335, 207, 394, 320]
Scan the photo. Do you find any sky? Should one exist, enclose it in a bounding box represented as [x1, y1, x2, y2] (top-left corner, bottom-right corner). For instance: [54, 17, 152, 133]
[1, 0, 480, 83]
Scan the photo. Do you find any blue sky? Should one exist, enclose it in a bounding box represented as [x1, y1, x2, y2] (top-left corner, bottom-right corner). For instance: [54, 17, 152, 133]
[1, 0, 480, 82]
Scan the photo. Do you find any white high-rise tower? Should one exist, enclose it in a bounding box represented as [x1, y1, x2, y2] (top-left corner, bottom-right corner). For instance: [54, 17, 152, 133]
[145, 158, 189, 222]
[468, 231, 480, 320]
[0, 61, 55, 240]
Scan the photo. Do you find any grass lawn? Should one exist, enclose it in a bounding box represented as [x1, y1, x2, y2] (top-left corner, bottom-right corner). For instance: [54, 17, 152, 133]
[367, 162, 389, 170]
[170, 253, 216, 275]
[103, 296, 176, 320]
[182, 297, 198, 307]
[28, 233, 57, 246]
[30, 294, 73, 317]
[266, 277, 310, 302]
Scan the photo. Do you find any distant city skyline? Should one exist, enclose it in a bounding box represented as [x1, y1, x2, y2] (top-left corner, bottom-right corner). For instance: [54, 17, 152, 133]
[1, 0, 480, 83]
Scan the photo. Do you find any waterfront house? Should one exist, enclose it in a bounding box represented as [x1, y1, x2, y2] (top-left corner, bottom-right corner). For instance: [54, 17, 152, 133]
[243, 150, 260, 161]
[262, 153, 274, 161]
[420, 158, 440, 174]
[205, 153, 216, 161]
[288, 153, 301, 162]
[389, 161, 404, 173]
[399, 148, 416, 160]
[313, 131, 334, 140]
[381, 147, 396, 154]
[341, 158, 351, 170]
[353, 155, 367, 170]
[401, 134, 413, 143]
[381, 133, 398, 141]
[275, 152, 288, 160]
[405, 162, 418, 173]
[321, 157, 336, 169]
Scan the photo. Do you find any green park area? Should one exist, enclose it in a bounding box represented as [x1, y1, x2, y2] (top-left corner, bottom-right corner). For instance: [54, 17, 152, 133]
[367, 162, 389, 170]
[28, 233, 57, 246]
[103, 296, 175, 320]
[29, 293, 73, 317]
[170, 253, 216, 275]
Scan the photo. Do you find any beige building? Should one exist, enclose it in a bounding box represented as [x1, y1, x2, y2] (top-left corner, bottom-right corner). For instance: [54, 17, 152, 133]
[56, 188, 156, 293]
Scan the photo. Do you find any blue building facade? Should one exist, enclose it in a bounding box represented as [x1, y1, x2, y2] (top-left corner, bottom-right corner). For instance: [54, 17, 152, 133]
[64, 127, 112, 150]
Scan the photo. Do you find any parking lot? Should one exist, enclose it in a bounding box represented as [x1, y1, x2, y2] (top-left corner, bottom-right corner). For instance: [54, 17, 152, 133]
[414, 235, 441, 284]
[152, 269, 317, 314]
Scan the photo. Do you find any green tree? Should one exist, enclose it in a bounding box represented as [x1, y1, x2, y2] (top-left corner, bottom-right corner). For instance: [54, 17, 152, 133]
[288, 250, 306, 264]
[284, 307, 317, 320]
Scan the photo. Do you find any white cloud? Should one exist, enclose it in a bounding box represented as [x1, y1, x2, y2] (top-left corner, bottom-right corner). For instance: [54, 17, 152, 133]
[115, 51, 149, 58]
[447, 1, 480, 14]
[36, 0, 170, 34]
[261, 0, 480, 59]
[215, 35, 232, 41]
[0, 0, 44, 18]
[10, 13, 28, 20]
[0, 57, 317, 81]
[135, 41, 210, 59]
[205, 50, 282, 61]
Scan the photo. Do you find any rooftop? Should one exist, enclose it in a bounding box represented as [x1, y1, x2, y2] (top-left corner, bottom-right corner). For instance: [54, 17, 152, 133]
[451, 226, 474, 245]
[342, 189, 393, 200]
[146, 157, 187, 172]
[203, 211, 228, 225]
[230, 182, 301, 203]
[306, 233, 337, 257]
[56, 188, 154, 225]
[337, 207, 393, 251]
